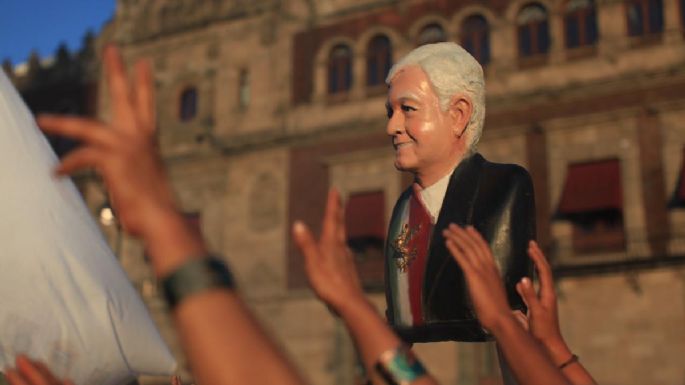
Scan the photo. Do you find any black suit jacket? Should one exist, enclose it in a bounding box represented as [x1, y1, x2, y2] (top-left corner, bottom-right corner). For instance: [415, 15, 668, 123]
[385, 153, 535, 343]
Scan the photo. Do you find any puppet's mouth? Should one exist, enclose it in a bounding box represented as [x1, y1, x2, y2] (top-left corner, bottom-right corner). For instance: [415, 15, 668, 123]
[394, 141, 414, 149]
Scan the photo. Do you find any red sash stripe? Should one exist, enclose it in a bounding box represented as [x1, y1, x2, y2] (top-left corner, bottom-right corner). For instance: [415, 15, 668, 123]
[407, 185, 433, 326]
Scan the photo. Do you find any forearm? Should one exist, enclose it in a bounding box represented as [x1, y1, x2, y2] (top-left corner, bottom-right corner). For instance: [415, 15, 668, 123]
[144, 210, 305, 385]
[174, 291, 305, 385]
[336, 298, 438, 385]
[489, 316, 570, 385]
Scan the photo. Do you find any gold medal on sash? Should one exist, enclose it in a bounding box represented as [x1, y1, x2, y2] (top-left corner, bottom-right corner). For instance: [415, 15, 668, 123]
[391, 223, 422, 273]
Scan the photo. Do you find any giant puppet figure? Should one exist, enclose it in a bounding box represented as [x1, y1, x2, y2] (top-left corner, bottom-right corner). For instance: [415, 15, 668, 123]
[384, 43, 535, 343]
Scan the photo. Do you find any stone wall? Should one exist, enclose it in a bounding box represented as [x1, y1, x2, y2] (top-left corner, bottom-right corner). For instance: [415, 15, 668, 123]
[81, 0, 685, 384]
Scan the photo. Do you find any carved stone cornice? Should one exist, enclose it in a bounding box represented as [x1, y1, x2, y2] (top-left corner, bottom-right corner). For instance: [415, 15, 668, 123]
[117, 0, 283, 43]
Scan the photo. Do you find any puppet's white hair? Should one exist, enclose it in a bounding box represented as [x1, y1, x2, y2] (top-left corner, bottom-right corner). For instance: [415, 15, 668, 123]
[386, 42, 485, 153]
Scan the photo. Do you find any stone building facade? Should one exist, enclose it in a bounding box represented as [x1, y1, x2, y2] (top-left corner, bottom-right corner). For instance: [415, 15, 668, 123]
[8, 0, 685, 384]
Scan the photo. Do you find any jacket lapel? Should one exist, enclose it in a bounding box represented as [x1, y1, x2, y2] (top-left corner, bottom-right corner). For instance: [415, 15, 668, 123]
[423, 153, 485, 301]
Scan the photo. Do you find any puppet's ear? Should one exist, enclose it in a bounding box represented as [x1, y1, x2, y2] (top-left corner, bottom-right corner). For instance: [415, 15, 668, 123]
[449, 95, 473, 138]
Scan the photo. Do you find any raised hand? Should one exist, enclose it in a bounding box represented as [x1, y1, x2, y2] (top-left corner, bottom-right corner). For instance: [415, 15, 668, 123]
[37, 45, 177, 239]
[442, 224, 512, 331]
[516, 243, 597, 385]
[443, 226, 572, 385]
[291, 189, 365, 313]
[36, 44, 306, 385]
[516, 241, 568, 361]
[293, 190, 439, 385]
[5, 356, 74, 385]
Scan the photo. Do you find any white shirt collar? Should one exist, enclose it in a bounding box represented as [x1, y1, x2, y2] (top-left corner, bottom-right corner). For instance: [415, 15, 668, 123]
[418, 170, 453, 224]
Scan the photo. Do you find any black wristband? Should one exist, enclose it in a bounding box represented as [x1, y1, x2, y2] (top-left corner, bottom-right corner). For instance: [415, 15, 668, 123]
[558, 354, 579, 370]
[161, 257, 235, 309]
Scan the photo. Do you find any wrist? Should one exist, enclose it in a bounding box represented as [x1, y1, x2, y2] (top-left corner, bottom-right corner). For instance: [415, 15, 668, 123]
[333, 292, 375, 318]
[141, 210, 208, 277]
[483, 312, 520, 336]
[542, 338, 573, 366]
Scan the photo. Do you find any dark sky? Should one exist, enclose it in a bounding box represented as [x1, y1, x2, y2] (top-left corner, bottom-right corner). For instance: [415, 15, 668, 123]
[0, 0, 116, 65]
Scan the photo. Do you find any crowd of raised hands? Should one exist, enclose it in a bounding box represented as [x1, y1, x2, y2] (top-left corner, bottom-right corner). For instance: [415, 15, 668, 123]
[4, 45, 597, 385]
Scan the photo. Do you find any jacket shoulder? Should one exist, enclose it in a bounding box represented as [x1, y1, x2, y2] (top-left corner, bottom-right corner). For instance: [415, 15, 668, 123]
[480, 158, 533, 189]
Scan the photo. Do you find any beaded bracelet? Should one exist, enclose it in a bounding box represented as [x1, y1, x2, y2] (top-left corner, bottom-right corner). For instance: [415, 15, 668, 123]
[375, 345, 428, 385]
[161, 257, 235, 309]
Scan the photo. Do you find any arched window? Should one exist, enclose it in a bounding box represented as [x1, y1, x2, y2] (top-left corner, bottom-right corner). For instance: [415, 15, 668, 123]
[626, 0, 664, 37]
[564, 0, 598, 48]
[328, 44, 353, 94]
[417, 23, 447, 46]
[179, 87, 197, 121]
[517, 3, 550, 57]
[366, 34, 392, 87]
[461, 14, 490, 65]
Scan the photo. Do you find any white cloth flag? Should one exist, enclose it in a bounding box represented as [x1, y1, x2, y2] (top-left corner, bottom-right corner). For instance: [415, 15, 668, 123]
[0, 71, 176, 385]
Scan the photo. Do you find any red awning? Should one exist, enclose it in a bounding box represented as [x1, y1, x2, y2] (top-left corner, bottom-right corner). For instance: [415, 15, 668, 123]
[557, 159, 623, 214]
[345, 191, 385, 239]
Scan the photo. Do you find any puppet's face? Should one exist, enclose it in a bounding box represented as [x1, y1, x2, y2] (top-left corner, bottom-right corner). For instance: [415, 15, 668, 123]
[386, 66, 465, 184]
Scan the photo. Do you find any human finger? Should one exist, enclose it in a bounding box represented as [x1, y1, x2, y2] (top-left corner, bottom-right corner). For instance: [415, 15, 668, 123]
[516, 277, 541, 312]
[15, 356, 51, 385]
[5, 368, 29, 385]
[449, 225, 482, 264]
[170, 375, 182, 385]
[444, 235, 472, 272]
[512, 310, 530, 332]
[292, 221, 320, 268]
[37, 116, 115, 148]
[321, 189, 339, 242]
[335, 192, 347, 244]
[465, 226, 493, 261]
[55, 147, 104, 176]
[443, 226, 472, 265]
[31, 361, 60, 385]
[528, 241, 556, 303]
[133, 59, 156, 134]
[103, 45, 137, 131]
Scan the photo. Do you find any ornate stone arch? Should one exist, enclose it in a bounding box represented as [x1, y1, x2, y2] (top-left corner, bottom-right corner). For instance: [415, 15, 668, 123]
[505, 0, 556, 22]
[506, 0, 557, 59]
[451, 6, 500, 39]
[407, 15, 453, 44]
[356, 26, 403, 61]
